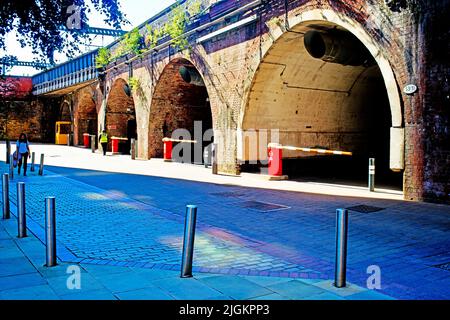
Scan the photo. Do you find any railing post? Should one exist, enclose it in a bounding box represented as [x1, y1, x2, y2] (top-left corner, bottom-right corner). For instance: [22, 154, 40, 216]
[38, 154, 44, 176]
[45, 197, 57, 267]
[181, 205, 198, 278]
[17, 182, 27, 238]
[91, 135, 96, 153]
[134, 138, 138, 158]
[131, 138, 136, 160]
[2, 173, 10, 219]
[368, 158, 375, 192]
[30, 152, 35, 172]
[335, 208, 349, 288]
[211, 143, 218, 175]
[5, 139, 10, 164]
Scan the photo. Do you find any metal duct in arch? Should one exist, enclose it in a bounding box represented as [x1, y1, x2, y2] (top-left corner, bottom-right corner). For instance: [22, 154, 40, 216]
[304, 30, 375, 67]
[179, 66, 206, 87]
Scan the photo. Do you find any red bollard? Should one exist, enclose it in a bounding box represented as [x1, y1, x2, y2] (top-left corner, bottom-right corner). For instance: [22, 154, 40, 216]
[267, 143, 288, 180]
[83, 133, 90, 148]
[111, 138, 119, 154]
[163, 138, 173, 162]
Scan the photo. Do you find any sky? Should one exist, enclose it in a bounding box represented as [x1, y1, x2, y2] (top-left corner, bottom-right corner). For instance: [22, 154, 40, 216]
[1, 0, 177, 76]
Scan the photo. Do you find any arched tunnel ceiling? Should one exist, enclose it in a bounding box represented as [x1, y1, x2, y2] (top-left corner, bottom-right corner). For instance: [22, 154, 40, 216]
[242, 22, 391, 159]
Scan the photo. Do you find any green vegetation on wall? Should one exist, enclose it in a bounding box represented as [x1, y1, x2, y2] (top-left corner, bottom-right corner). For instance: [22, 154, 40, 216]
[95, 47, 111, 69]
[95, 0, 203, 70]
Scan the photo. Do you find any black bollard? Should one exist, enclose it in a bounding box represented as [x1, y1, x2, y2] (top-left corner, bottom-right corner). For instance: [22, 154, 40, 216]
[6, 139, 10, 164]
[38, 154, 44, 176]
[45, 197, 57, 267]
[181, 205, 198, 278]
[2, 173, 10, 219]
[334, 209, 349, 288]
[17, 182, 27, 238]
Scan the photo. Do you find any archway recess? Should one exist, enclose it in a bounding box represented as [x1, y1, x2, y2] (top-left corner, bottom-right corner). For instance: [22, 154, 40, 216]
[240, 12, 404, 189]
[105, 78, 137, 154]
[59, 101, 71, 122]
[74, 91, 97, 146]
[149, 58, 213, 163]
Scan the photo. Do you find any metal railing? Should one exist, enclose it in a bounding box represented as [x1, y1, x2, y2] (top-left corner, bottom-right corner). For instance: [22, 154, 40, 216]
[31, 0, 261, 95]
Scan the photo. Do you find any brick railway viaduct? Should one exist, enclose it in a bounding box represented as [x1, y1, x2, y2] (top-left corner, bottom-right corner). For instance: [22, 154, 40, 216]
[1, 0, 449, 203]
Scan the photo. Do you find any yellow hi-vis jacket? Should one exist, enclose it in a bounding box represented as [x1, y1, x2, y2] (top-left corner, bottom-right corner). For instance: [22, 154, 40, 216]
[100, 133, 108, 143]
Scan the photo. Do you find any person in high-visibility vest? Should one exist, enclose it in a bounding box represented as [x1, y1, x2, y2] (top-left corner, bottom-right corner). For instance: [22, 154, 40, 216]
[99, 130, 108, 156]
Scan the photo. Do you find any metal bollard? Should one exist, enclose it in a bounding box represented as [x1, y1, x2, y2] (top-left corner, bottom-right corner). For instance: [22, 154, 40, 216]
[2, 173, 10, 219]
[38, 154, 44, 176]
[368, 158, 375, 192]
[17, 182, 27, 238]
[45, 197, 57, 267]
[30, 152, 35, 172]
[9, 154, 14, 180]
[181, 205, 198, 278]
[211, 143, 218, 175]
[67, 133, 73, 146]
[91, 135, 96, 153]
[6, 139, 10, 164]
[335, 209, 349, 288]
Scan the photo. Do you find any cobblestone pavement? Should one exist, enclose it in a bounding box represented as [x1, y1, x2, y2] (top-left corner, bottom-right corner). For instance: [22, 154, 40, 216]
[1, 160, 449, 300]
[1, 163, 319, 277]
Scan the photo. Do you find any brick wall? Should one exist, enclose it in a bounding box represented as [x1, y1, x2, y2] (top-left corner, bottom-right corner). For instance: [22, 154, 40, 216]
[0, 100, 43, 141]
[419, 1, 450, 202]
[0, 97, 60, 143]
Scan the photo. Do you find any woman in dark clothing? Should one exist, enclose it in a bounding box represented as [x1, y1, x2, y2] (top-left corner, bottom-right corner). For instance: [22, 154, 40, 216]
[16, 133, 31, 176]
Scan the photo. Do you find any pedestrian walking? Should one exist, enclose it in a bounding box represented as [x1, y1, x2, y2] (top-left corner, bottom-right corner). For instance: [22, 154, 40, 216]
[99, 129, 108, 156]
[16, 133, 31, 176]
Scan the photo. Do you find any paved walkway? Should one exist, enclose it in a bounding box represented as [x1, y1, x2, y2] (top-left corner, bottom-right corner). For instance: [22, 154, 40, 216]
[0, 171, 390, 300]
[3, 217, 386, 300]
[0, 143, 449, 299]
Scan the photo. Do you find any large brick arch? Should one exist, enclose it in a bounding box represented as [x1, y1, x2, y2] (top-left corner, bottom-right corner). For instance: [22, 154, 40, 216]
[103, 78, 137, 153]
[148, 57, 213, 160]
[148, 56, 214, 160]
[238, 8, 405, 188]
[240, 9, 403, 151]
[73, 86, 97, 145]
